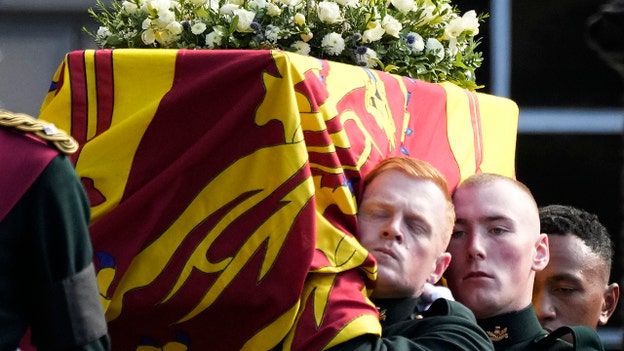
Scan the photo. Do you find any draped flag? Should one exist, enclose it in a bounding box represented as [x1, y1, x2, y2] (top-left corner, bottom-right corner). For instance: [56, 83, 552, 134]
[39, 49, 518, 351]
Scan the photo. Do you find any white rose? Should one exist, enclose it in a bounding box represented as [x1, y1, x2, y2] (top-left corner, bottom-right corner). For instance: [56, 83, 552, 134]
[279, 0, 298, 7]
[362, 21, 384, 43]
[167, 21, 183, 35]
[300, 32, 313, 42]
[426, 38, 445, 62]
[317, 1, 341, 24]
[233, 8, 256, 32]
[381, 15, 401, 38]
[220, 3, 240, 16]
[321, 32, 345, 55]
[122, 1, 139, 14]
[248, 0, 267, 10]
[390, 0, 414, 13]
[155, 9, 175, 26]
[334, 0, 357, 7]
[291, 40, 311, 55]
[293, 13, 306, 26]
[191, 22, 207, 34]
[266, 3, 282, 16]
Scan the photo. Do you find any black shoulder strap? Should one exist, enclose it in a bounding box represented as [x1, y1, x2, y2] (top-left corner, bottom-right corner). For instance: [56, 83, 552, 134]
[536, 325, 605, 351]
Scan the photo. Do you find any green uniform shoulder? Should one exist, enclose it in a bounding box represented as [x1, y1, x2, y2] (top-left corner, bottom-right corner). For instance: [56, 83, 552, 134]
[0, 109, 78, 155]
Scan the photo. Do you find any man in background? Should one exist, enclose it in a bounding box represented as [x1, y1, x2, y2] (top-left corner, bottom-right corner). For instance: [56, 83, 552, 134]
[534, 205, 620, 331]
[445, 173, 604, 350]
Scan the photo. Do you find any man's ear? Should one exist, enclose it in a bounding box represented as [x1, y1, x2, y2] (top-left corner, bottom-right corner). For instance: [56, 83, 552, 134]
[599, 283, 620, 325]
[532, 233, 549, 272]
[428, 252, 452, 284]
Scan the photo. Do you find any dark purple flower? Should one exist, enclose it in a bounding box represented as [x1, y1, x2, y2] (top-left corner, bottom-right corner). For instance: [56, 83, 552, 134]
[356, 45, 368, 55]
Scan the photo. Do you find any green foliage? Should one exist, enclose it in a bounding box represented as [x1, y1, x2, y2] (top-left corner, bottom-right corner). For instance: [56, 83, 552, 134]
[85, 0, 487, 89]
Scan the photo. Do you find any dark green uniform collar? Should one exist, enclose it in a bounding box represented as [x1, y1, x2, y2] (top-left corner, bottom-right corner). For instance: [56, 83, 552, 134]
[371, 297, 420, 326]
[477, 305, 547, 350]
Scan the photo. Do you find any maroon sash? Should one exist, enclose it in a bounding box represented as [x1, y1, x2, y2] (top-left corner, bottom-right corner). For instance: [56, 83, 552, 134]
[0, 128, 59, 222]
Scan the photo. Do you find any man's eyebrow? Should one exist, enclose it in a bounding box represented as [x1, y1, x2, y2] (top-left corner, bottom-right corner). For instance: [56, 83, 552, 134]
[454, 215, 511, 224]
[547, 273, 582, 284]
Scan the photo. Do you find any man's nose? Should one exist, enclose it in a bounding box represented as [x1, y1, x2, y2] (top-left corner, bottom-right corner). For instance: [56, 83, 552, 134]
[534, 290, 557, 323]
[381, 217, 404, 244]
[466, 232, 486, 260]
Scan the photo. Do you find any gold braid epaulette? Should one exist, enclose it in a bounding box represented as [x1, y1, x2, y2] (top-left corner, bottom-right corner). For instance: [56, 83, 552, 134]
[0, 109, 78, 155]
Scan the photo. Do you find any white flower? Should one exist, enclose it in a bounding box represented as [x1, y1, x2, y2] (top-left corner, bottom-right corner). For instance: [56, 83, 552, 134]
[97, 26, 112, 38]
[266, 3, 282, 16]
[150, 9, 175, 28]
[361, 48, 378, 68]
[248, 0, 267, 10]
[382, 15, 401, 38]
[167, 21, 183, 35]
[420, 5, 436, 23]
[208, 0, 220, 10]
[334, 0, 358, 8]
[279, 0, 298, 7]
[321, 32, 345, 55]
[141, 28, 157, 44]
[122, 1, 139, 14]
[156, 31, 172, 45]
[447, 37, 458, 57]
[143, 0, 171, 16]
[461, 10, 480, 35]
[317, 1, 341, 24]
[220, 4, 239, 15]
[426, 38, 445, 62]
[300, 32, 313, 42]
[390, 0, 414, 13]
[443, 16, 464, 40]
[439, 4, 452, 16]
[142, 18, 152, 30]
[205, 30, 223, 48]
[87, 0, 484, 88]
[265, 24, 281, 42]
[406, 32, 424, 54]
[291, 41, 311, 55]
[233, 8, 256, 32]
[191, 22, 207, 35]
[293, 13, 306, 26]
[362, 21, 384, 43]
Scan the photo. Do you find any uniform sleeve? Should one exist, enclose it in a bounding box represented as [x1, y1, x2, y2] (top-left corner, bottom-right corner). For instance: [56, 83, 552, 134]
[326, 299, 494, 351]
[18, 155, 110, 350]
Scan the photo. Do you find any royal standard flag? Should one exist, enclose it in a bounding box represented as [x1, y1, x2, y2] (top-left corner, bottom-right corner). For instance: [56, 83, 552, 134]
[39, 49, 518, 351]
